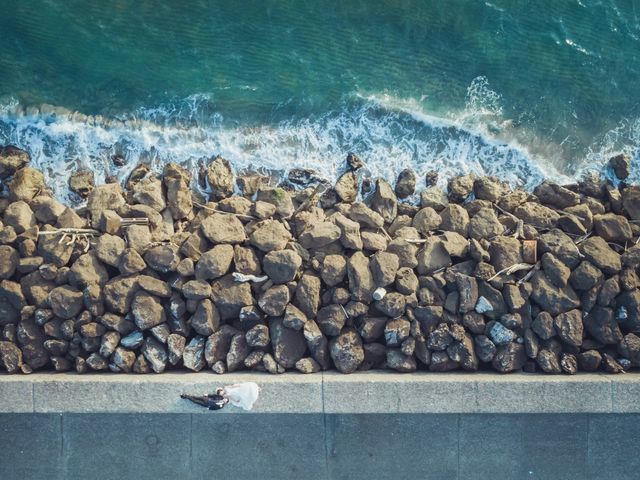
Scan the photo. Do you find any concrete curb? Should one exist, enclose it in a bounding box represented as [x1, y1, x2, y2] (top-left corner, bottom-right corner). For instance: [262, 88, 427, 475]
[0, 371, 637, 414]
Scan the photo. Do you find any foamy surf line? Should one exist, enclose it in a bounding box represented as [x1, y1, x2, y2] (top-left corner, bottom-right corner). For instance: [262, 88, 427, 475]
[0, 94, 633, 204]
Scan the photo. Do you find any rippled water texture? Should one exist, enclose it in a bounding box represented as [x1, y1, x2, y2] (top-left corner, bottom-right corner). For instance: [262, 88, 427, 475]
[0, 0, 638, 199]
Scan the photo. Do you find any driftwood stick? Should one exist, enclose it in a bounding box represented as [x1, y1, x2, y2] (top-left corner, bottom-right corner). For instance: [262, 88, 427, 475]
[487, 262, 534, 282]
[38, 228, 100, 236]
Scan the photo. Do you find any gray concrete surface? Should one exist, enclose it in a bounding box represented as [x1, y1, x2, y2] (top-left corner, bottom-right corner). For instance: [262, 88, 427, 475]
[2, 373, 639, 479]
[1, 413, 640, 480]
[1, 371, 639, 413]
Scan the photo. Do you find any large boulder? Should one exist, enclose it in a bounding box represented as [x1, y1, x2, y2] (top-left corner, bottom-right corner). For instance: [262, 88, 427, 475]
[258, 285, 290, 317]
[370, 251, 399, 288]
[530, 271, 580, 316]
[294, 273, 321, 318]
[8, 167, 45, 201]
[514, 202, 560, 229]
[207, 156, 234, 200]
[132, 177, 165, 212]
[270, 317, 307, 368]
[0, 341, 23, 373]
[0, 146, 29, 179]
[412, 207, 441, 236]
[335, 171, 358, 203]
[584, 306, 623, 345]
[69, 252, 109, 288]
[201, 213, 246, 244]
[492, 342, 526, 373]
[48, 286, 84, 319]
[622, 186, 640, 220]
[488, 236, 522, 272]
[299, 222, 341, 249]
[395, 168, 416, 199]
[210, 275, 254, 321]
[321, 255, 347, 287]
[439, 204, 469, 237]
[553, 309, 583, 347]
[249, 220, 292, 252]
[144, 244, 180, 273]
[87, 184, 126, 224]
[95, 234, 126, 267]
[0, 245, 19, 279]
[190, 299, 220, 336]
[579, 237, 621, 275]
[347, 251, 375, 302]
[370, 179, 397, 223]
[593, 213, 632, 244]
[195, 244, 234, 280]
[469, 208, 503, 239]
[131, 291, 166, 330]
[263, 250, 302, 284]
[163, 163, 193, 219]
[533, 181, 580, 208]
[538, 229, 582, 269]
[330, 329, 364, 373]
[3, 201, 35, 234]
[416, 238, 451, 275]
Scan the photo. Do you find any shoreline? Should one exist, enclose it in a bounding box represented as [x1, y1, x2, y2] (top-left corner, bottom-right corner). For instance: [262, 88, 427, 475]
[0, 145, 639, 375]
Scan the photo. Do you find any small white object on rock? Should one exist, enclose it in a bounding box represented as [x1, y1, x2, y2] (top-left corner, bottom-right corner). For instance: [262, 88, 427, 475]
[475, 296, 493, 314]
[616, 306, 628, 322]
[372, 287, 387, 301]
[232, 272, 268, 283]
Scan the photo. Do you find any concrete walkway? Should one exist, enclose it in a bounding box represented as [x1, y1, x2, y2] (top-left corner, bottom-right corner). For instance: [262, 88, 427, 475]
[1, 371, 639, 414]
[2, 373, 640, 479]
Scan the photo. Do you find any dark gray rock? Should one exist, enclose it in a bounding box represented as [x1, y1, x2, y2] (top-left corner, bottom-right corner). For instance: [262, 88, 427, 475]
[131, 291, 166, 330]
[580, 236, 621, 275]
[191, 298, 220, 336]
[270, 317, 306, 368]
[182, 336, 206, 372]
[263, 250, 302, 283]
[530, 271, 580, 315]
[201, 213, 246, 244]
[258, 285, 290, 317]
[492, 342, 526, 373]
[141, 336, 168, 373]
[330, 329, 364, 373]
[584, 306, 623, 345]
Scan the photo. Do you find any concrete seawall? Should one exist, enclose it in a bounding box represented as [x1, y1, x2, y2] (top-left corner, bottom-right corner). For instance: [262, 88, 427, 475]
[2, 372, 640, 479]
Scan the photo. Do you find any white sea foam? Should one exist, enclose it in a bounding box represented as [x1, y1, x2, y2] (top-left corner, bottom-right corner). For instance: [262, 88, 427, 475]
[0, 80, 634, 204]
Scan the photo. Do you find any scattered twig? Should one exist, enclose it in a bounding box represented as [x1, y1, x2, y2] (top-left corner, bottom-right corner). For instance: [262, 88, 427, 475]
[516, 263, 539, 286]
[38, 228, 99, 253]
[487, 262, 535, 282]
[574, 232, 592, 245]
[37, 228, 100, 236]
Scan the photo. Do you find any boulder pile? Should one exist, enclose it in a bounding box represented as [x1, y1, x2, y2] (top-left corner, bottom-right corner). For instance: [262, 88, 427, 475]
[0, 147, 639, 375]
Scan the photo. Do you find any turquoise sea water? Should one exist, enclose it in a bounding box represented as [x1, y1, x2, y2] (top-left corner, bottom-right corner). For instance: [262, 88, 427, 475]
[0, 0, 639, 200]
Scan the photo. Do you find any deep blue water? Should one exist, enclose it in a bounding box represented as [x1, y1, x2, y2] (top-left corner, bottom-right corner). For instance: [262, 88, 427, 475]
[0, 0, 639, 200]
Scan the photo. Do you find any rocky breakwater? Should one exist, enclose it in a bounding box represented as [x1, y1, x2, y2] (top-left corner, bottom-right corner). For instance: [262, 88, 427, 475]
[0, 147, 639, 375]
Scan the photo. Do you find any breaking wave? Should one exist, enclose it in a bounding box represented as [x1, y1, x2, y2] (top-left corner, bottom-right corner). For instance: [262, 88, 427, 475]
[0, 77, 636, 204]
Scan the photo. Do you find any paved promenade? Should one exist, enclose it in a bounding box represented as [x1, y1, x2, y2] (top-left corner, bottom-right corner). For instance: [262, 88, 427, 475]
[1, 372, 639, 479]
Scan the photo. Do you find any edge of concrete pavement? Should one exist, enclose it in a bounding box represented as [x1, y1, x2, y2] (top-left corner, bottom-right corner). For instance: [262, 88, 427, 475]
[1, 371, 638, 414]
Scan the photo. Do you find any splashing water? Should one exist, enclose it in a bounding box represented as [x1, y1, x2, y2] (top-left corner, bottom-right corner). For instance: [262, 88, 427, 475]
[0, 74, 637, 205]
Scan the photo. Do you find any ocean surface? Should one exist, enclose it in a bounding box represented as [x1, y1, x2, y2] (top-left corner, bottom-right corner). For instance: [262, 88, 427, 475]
[0, 0, 639, 202]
